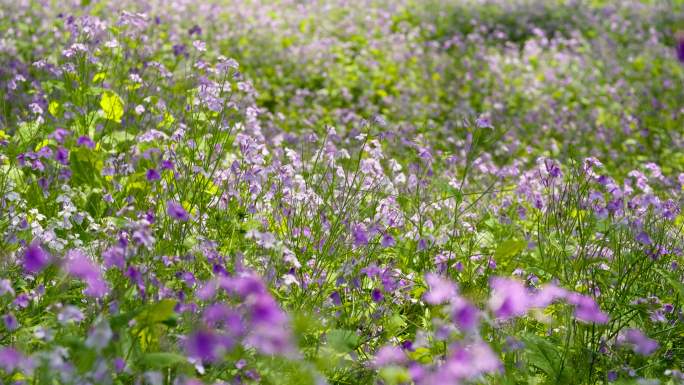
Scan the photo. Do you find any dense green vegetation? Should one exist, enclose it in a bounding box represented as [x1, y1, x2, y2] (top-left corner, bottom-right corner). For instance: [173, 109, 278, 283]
[0, 1, 683, 384]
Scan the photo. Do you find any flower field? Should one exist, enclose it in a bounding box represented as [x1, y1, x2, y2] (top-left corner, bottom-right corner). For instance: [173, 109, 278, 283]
[1, 0, 683, 384]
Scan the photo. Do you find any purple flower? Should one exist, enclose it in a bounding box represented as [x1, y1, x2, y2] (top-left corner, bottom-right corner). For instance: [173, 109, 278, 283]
[203, 304, 244, 334]
[49, 128, 70, 143]
[381, 233, 395, 247]
[635, 231, 652, 246]
[488, 277, 530, 319]
[3, 313, 19, 331]
[13, 293, 29, 308]
[0, 279, 14, 296]
[146, 168, 161, 181]
[55, 147, 69, 164]
[352, 223, 368, 247]
[58, 305, 85, 324]
[23, 243, 50, 273]
[566, 293, 609, 324]
[185, 329, 218, 362]
[373, 345, 406, 367]
[77, 135, 95, 148]
[172, 44, 187, 57]
[86, 320, 113, 350]
[423, 273, 457, 305]
[167, 200, 189, 221]
[0, 347, 22, 372]
[439, 341, 502, 380]
[452, 299, 479, 331]
[65, 249, 109, 298]
[677, 34, 684, 64]
[188, 25, 202, 36]
[371, 288, 384, 302]
[532, 284, 568, 308]
[544, 158, 562, 179]
[161, 159, 174, 170]
[475, 115, 493, 129]
[620, 329, 659, 356]
[329, 291, 342, 306]
[103, 246, 126, 270]
[113, 357, 126, 373]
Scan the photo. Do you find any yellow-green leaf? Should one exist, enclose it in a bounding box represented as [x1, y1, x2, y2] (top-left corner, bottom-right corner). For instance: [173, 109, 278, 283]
[93, 72, 106, 83]
[100, 90, 124, 123]
[157, 111, 175, 129]
[48, 101, 60, 117]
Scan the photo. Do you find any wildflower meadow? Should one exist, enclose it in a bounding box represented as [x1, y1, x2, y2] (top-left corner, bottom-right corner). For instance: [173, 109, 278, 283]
[0, 0, 683, 384]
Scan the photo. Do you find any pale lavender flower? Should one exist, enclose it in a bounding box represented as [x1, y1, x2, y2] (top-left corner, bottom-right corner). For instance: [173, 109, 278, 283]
[0, 347, 22, 372]
[488, 277, 530, 319]
[620, 329, 659, 356]
[423, 273, 457, 305]
[65, 249, 109, 298]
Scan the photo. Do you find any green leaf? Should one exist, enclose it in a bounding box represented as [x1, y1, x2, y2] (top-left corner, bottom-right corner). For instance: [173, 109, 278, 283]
[140, 352, 187, 369]
[385, 313, 407, 336]
[656, 269, 684, 298]
[494, 238, 527, 261]
[379, 366, 411, 385]
[100, 90, 124, 123]
[135, 299, 177, 326]
[327, 329, 359, 353]
[69, 147, 104, 188]
[48, 101, 60, 117]
[523, 334, 573, 384]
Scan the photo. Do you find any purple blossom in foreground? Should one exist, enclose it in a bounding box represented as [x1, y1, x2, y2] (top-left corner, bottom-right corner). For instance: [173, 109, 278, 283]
[620, 329, 659, 356]
[566, 293, 609, 324]
[185, 330, 220, 362]
[488, 277, 530, 319]
[64, 249, 109, 298]
[452, 298, 479, 331]
[426, 341, 502, 383]
[373, 345, 407, 367]
[423, 273, 457, 305]
[3, 313, 19, 331]
[0, 347, 23, 372]
[371, 288, 384, 302]
[23, 243, 50, 274]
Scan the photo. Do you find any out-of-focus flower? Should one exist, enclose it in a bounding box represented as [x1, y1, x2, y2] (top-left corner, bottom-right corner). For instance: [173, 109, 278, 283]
[373, 345, 407, 367]
[3, 313, 19, 331]
[23, 243, 50, 274]
[77, 136, 95, 148]
[0, 347, 22, 372]
[64, 249, 109, 298]
[452, 298, 479, 331]
[676, 32, 684, 63]
[566, 293, 609, 324]
[488, 277, 530, 319]
[423, 273, 457, 305]
[185, 330, 219, 362]
[86, 320, 113, 350]
[619, 329, 659, 356]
